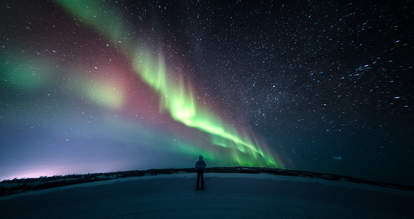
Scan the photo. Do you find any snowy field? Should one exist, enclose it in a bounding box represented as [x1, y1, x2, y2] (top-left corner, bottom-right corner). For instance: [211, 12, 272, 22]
[1, 173, 413, 218]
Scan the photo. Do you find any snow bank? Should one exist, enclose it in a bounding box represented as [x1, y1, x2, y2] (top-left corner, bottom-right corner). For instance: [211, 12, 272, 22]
[1, 173, 413, 218]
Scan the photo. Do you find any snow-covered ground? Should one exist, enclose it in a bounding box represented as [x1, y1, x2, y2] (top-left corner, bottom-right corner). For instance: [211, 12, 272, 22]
[1, 173, 413, 218]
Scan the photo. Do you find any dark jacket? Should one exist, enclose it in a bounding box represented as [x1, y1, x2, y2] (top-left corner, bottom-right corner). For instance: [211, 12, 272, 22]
[195, 159, 206, 171]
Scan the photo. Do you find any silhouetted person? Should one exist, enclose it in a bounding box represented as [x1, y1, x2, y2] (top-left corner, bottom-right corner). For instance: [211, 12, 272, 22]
[195, 155, 206, 191]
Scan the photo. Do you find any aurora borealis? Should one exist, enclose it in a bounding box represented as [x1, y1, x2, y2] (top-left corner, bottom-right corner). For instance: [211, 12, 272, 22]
[0, 0, 281, 180]
[57, 0, 278, 167]
[56, 0, 277, 165]
[1, 0, 413, 185]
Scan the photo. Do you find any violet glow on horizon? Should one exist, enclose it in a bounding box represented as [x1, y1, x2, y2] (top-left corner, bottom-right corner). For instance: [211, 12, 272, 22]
[1, 1, 413, 184]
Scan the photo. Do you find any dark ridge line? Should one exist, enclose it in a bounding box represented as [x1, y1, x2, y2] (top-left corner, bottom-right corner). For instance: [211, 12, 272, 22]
[1, 167, 413, 196]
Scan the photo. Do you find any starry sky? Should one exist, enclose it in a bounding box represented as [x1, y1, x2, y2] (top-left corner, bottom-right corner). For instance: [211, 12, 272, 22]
[1, 0, 413, 184]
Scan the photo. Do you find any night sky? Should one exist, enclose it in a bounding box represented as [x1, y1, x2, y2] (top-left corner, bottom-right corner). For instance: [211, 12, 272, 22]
[1, 0, 413, 184]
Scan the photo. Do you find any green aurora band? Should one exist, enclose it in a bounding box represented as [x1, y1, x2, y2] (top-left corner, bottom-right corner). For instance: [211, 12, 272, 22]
[57, 0, 281, 167]
[132, 49, 277, 166]
[0, 53, 52, 91]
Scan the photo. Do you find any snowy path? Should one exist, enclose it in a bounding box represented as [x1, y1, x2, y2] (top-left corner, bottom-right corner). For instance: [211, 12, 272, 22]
[1, 173, 413, 218]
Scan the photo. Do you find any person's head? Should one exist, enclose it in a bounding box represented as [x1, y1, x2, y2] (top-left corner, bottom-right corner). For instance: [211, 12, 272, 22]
[199, 155, 203, 160]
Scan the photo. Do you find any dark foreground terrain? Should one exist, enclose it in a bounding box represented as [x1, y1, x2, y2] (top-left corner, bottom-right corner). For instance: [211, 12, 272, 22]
[1, 167, 413, 196]
[1, 170, 414, 218]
